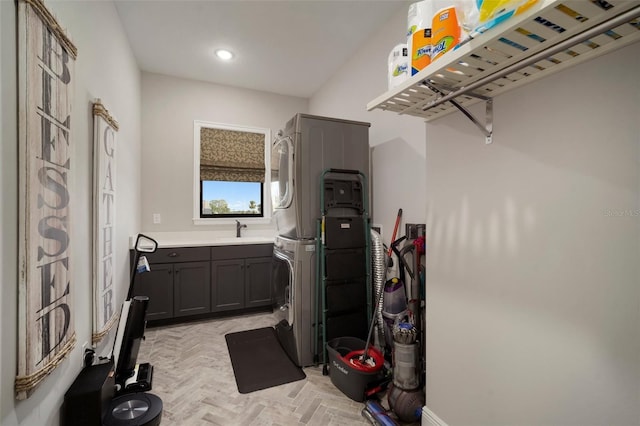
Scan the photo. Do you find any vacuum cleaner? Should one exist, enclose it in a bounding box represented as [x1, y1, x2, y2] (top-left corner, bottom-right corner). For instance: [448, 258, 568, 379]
[386, 236, 425, 424]
[362, 400, 399, 426]
[102, 234, 164, 426]
[85, 234, 163, 426]
[377, 219, 425, 424]
[64, 234, 163, 426]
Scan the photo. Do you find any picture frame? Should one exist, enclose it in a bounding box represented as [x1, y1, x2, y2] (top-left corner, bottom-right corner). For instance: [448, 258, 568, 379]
[92, 100, 119, 344]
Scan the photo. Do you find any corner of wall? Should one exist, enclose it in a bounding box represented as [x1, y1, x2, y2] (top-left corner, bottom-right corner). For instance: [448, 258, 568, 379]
[422, 406, 449, 426]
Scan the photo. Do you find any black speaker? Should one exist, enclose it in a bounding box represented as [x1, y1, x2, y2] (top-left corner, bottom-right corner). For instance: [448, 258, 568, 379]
[63, 361, 115, 426]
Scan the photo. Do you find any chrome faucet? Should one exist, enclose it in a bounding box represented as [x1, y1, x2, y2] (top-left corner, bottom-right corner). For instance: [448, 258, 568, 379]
[236, 220, 247, 238]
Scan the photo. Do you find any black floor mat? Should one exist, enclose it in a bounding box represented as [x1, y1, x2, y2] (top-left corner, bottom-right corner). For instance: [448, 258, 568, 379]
[225, 327, 306, 394]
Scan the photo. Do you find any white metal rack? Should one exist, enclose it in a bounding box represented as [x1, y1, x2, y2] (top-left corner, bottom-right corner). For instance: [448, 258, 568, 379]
[367, 0, 640, 143]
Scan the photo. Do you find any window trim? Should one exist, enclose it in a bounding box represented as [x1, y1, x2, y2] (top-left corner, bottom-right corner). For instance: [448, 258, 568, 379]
[193, 120, 272, 225]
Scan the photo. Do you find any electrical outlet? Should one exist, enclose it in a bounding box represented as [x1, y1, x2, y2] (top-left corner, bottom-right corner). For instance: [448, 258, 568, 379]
[153, 213, 161, 224]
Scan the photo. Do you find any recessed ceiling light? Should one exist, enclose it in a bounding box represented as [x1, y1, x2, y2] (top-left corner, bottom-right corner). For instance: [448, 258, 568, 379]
[215, 49, 234, 61]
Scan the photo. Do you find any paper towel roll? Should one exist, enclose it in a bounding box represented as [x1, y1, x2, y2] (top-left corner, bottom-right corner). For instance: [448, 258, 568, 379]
[388, 44, 409, 90]
[407, 1, 434, 75]
[407, 1, 434, 36]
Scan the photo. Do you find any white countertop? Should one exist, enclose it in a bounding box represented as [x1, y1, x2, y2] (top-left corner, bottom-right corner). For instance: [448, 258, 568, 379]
[130, 232, 276, 249]
[155, 236, 275, 248]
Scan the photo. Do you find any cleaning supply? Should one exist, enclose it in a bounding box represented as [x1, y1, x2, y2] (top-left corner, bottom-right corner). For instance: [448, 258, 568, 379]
[387, 383, 424, 423]
[136, 255, 150, 274]
[431, 5, 463, 62]
[392, 322, 420, 390]
[362, 400, 399, 426]
[326, 336, 384, 402]
[382, 278, 408, 349]
[387, 44, 409, 90]
[387, 208, 403, 260]
[467, 0, 540, 37]
[407, 1, 435, 75]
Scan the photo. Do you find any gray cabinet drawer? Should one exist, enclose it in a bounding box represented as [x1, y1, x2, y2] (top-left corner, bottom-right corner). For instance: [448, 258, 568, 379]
[211, 244, 273, 260]
[144, 247, 210, 264]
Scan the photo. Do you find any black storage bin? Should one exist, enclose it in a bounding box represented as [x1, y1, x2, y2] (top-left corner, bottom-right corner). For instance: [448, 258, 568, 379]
[323, 178, 363, 212]
[326, 337, 384, 402]
[63, 361, 115, 425]
[324, 248, 366, 280]
[325, 278, 366, 314]
[324, 216, 365, 249]
[326, 309, 368, 341]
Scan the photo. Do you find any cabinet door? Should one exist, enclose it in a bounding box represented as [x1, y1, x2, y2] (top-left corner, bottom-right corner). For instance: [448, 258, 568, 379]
[244, 257, 273, 308]
[211, 259, 245, 312]
[174, 261, 211, 317]
[133, 263, 174, 321]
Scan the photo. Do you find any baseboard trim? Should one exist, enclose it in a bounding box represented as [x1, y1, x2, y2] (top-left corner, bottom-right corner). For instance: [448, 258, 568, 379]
[422, 406, 449, 426]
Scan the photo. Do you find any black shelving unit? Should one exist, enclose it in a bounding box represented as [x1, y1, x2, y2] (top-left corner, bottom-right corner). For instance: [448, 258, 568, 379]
[315, 169, 370, 375]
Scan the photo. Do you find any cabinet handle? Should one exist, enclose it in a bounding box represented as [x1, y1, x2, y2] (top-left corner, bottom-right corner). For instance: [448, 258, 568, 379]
[168, 252, 178, 257]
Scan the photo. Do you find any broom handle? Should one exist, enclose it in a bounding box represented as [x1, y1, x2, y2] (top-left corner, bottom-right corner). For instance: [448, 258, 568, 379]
[387, 208, 402, 258]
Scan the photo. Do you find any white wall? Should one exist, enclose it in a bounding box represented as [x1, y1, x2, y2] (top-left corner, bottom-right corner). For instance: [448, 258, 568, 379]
[140, 72, 308, 235]
[0, 1, 141, 425]
[309, 4, 426, 243]
[310, 2, 640, 424]
[425, 43, 640, 425]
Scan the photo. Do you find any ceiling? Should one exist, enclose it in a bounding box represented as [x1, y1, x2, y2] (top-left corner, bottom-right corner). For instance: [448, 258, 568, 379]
[114, 0, 407, 99]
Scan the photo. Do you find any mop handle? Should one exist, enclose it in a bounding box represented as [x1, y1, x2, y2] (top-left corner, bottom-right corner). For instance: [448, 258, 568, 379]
[362, 279, 386, 359]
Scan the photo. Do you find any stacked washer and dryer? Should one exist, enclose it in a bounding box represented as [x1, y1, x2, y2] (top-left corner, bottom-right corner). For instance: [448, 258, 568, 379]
[270, 113, 370, 367]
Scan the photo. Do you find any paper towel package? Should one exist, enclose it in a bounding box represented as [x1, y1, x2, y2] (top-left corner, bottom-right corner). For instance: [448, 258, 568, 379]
[388, 43, 409, 90]
[407, 0, 434, 75]
[431, 5, 463, 62]
[467, 0, 540, 37]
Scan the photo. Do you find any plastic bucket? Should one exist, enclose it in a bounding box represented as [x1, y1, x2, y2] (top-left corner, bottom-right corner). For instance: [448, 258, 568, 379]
[326, 337, 384, 402]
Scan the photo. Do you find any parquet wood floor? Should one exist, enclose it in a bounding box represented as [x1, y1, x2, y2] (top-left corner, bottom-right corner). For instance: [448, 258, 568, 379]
[137, 311, 375, 425]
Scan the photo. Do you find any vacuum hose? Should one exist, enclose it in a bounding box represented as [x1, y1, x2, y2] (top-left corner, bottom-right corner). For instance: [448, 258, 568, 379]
[370, 229, 386, 346]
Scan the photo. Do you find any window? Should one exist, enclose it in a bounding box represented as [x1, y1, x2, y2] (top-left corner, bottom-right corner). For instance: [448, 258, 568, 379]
[193, 121, 271, 222]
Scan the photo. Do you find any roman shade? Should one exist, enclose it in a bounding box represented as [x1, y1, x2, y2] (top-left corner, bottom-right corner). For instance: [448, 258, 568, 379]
[200, 127, 265, 182]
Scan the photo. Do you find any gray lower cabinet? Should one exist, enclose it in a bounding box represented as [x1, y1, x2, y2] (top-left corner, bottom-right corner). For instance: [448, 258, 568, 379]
[211, 244, 273, 312]
[173, 261, 211, 317]
[132, 247, 210, 320]
[210, 259, 244, 312]
[133, 244, 272, 322]
[134, 263, 173, 321]
[244, 257, 273, 308]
